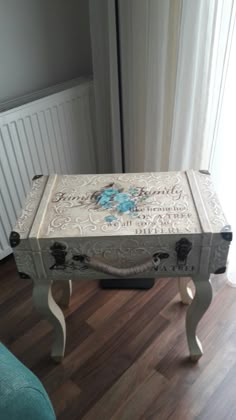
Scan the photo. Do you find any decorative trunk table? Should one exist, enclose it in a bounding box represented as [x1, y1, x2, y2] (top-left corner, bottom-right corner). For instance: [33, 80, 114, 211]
[10, 171, 232, 362]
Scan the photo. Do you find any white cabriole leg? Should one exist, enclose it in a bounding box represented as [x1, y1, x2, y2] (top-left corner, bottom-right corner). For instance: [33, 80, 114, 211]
[59, 280, 72, 307]
[186, 275, 212, 361]
[33, 281, 66, 362]
[178, 277, 194, 304]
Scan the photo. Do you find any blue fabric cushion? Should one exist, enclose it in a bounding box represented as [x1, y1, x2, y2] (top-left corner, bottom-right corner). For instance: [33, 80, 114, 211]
[0, 343, 56, 420]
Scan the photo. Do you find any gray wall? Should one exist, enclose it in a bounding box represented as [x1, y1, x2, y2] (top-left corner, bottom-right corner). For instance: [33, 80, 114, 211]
[0, 0, 92, 102]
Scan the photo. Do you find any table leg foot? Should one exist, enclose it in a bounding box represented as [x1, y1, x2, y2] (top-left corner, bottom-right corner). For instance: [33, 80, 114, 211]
[59, 280, 72, 307]
[186, 275, 212, 361]
[33, 282, 66, 361]
[178, 277, 194, 305]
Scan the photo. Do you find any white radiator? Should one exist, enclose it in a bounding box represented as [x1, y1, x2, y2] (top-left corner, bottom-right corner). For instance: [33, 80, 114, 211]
[0, 78, 97, 260]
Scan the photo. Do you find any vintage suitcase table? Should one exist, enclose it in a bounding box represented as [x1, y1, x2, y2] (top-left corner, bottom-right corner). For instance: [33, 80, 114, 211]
[10, 170, 232, 362]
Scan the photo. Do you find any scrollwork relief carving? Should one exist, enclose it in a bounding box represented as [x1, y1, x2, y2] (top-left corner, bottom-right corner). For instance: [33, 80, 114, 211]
[14, 176, 47, 239]
[42, 172, 201, 238]
[196, 172, 227, 231]
[14, 252, 37, 279]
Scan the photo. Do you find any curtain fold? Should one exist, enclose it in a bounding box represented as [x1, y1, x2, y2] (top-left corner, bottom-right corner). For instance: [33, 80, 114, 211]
[118, 0, 235, 173]
[89, 0, 123, 173]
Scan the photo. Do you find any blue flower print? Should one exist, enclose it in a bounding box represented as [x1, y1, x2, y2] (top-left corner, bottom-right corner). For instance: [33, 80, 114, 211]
[114, 193, 129, 202]
[128, 187, 139, 196]
[98, 195, 110, 206]
[103, 202, 112, 209]
[93, 182, 148, 220]
[117, 200, 135, 213]
[104, 215, 117, 223]
[103, 188, 119, 196]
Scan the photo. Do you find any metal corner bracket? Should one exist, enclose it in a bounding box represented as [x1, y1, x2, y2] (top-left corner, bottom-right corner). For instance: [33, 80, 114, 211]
[214, 266, 226, 274]
[32, 174, 43, 181]
[199, 170, 210, 175]
[19, 272, 31, 279]
[9, 231, 20, 248]
[221, 225, 233, 242]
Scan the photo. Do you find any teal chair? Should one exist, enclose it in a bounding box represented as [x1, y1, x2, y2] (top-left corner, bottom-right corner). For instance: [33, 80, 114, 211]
[0, 343, 56, 420]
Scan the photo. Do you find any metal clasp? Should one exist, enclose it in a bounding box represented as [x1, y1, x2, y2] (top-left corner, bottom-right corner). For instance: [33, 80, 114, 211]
[175, 238, 192, 266]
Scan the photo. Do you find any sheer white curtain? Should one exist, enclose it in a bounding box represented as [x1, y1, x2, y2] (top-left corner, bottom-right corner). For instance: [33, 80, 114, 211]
[118, 0, 235, 172]
[210, 5, 236, 286]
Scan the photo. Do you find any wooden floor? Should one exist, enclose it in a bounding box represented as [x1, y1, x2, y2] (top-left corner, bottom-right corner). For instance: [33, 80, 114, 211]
[1, 256, 236, 419]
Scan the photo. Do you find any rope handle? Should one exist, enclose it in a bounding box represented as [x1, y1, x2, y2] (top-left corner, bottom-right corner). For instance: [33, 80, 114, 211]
[81, 252, 169, 277]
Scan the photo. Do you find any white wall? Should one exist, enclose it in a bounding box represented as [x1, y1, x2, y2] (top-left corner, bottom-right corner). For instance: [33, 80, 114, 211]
[0, 0, 92, 102]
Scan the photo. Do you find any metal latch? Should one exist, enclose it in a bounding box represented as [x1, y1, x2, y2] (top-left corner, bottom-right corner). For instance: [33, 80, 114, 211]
[175, 238, 192, 266]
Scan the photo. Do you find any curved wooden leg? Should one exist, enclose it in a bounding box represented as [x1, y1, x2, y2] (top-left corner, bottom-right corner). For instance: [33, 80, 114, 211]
[186, 275, 212, 361]
[33, 282, 66, 362]
[178, 277, 194, 305]
[59, 280, 72, 307]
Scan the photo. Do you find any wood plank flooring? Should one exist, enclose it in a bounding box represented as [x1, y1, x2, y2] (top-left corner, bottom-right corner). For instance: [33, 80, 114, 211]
[1, 255, 236, 419]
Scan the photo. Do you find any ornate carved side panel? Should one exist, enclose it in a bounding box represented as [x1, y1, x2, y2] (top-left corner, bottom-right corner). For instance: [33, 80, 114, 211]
[14, 251, 37, 279]
[195, 171, 228, 232]
[41, 236, 202, 279]
[209, 235, 231, 274]
[195, 171, 232, 274]
[11, 176, 48, 251]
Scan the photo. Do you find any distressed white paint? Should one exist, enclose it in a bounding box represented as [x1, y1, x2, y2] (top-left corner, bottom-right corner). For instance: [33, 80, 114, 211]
[33, 282, 66, 362]
[178, 278, 194, 305]
[11, 170, 232, 361]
